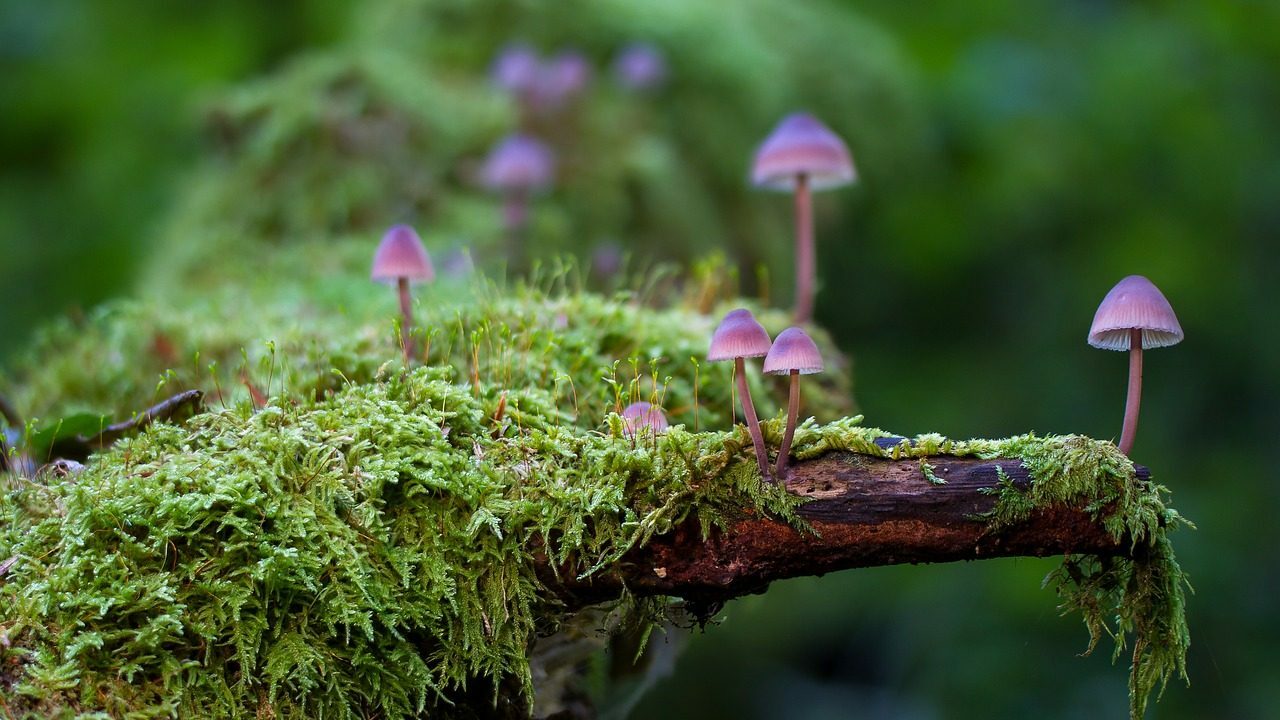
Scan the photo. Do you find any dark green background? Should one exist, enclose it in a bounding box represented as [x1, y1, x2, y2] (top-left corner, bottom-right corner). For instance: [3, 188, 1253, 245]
[2, 1, 1276, 717]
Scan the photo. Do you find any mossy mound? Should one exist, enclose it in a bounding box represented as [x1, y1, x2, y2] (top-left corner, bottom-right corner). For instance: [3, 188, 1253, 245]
[1, 383, 1188, 718]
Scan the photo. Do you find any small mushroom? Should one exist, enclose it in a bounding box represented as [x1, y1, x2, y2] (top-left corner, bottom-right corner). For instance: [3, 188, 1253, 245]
[763, 327, 824, 477]
[708, 309, 773, 480]
[480, 134, 555, 268]
[752, 113, 855, 324]
[371, 224, 435, 361]
[621, 401, 669, 437]
[534, 50, 593, 111]
[613, 42, 667, 91]
[491, 43, 541, 97]
[1088, 275, 1184, 456]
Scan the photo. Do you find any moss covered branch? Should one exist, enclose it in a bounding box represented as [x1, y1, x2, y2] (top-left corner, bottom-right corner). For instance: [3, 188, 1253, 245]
[549, 452, 1151, 608]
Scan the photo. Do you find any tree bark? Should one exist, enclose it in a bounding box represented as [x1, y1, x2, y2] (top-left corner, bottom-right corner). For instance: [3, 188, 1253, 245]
[546, 449, 1149, 609]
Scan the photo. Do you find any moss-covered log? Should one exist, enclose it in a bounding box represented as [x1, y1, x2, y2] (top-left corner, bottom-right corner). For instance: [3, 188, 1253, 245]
[549, 452, 1150, 608]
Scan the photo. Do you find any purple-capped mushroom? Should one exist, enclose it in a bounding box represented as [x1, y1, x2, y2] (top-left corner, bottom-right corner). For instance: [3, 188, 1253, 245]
[762, 327, 824, 477]
[621, 401, 669, 438]
[752, 113, 855, 324]
[1088, 275, 1184, 456]
[371, 224, 434, 361]
[708, 309, 773, 480]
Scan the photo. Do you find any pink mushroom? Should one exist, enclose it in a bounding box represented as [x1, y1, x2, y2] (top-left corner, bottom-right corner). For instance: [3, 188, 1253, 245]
[613, 42, 667, 91]
[763, 327, 824, 477]
[621, 401, 669, 437]
[371, 224, 434, 361]
[752, 113, 855, 324]
[708, 309, 773, 480]
[1088, 275, 1184, 456]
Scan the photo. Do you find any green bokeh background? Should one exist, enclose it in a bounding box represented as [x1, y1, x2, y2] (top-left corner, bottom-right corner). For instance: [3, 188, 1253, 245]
[2, 1, 1276, 718]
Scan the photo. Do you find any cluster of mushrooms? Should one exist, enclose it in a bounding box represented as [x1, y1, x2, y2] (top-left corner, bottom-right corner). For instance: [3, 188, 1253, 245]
[478, 42, 667, 264]
[370, 96, 1186, 483]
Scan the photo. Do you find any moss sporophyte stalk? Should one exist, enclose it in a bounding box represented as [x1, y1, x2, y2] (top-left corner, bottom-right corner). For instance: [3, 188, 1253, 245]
[0, 290, 1189, 718]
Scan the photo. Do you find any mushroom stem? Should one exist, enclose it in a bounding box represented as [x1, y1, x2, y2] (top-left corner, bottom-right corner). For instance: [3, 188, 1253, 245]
[793, 173, 814, 324]
[397, 277, 414, 363]
[735, 357, 772, 480]
[1118, 328, 1144, 455]
[776, 370, 801, 477]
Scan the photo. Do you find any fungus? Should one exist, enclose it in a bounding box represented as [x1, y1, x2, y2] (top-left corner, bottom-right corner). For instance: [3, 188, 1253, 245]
[1088, 275, 1184, 456]
[621, 401, 668, 437]
[371, 224, 434, 362]
[536, 50, 592, 110]
[613, 42, 667, 91]
[708, 308, 773, 480]
[751, 113, 855, 324]
[491, 43, 541, 98]
[480, 134, 555, 268]
[763, 326, 824, 477]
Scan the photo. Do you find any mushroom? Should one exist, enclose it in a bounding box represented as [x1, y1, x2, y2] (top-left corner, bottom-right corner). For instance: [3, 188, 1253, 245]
[480, 133, 555, 268]
[763, 327, 824, 477]
[752, 113, 856, 324]
[534, 50, 593, 112]
[371, 224, 435, 362]
[613, 42, 667, 91]
[708, 309, 773, 480]
[1088, 275, 1184, 456]
[621, 401, 669, 437]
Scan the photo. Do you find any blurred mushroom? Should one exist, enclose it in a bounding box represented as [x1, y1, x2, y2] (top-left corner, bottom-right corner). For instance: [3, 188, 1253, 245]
[491, 43, 541, 97]
[752, 113, 855, 323]
[708, 309, 773, 480]
[621, 401, 669, 437]
[535, 50, 593, 111]
[371, 224, 435, 361]
[481, 134, 555, 269]
[763, 327, 824, 477]
[1088, 275, 1184, 456]
[613, 42, 667, 91]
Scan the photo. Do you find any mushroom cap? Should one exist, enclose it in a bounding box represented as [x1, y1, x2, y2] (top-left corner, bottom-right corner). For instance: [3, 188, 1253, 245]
[613, 42, 667, 90]
[751, 112, 856, 191]
[763, 327, 824, 374]
[481, 134, 555, 193]
[708, 309, 772, 361]
[535, 50, 593, 108]
[621, 401, 669, 435]
[371, 224, 434, 283]
[1088, 275, 1184, 351]
[491, 43, 541, 95]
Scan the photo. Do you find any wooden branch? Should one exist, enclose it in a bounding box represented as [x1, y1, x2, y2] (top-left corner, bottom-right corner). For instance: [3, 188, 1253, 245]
[546, 449, 1150, 609]
[48, 390, 205, 461]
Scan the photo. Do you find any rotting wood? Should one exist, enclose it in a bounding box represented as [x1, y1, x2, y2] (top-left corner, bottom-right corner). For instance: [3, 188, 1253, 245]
[545, 450, 1150, 609]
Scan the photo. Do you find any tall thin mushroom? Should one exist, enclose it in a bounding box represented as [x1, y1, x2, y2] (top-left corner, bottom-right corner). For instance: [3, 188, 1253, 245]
[371, 224, 435, 363]
[708, 309, 773, 480]
[480, 133, 555, 272]
[751, 113, 855, 324]
[762, 327, 823, 477]
[1088, 275, 1183, 455]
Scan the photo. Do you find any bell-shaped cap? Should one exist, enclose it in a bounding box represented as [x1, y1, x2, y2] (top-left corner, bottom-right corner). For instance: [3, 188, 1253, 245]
[534, 50, 593, 109]
[1088, 275, 1184, 351]
[371, 224, 434, 283]
[763, 327, 824, 374]
[613, 42, 667, 91]
[481, 134, 555, 193]
[708, 308, 772, 361]
[621, 401, 669, 436]
[752, 112, 856, 191]
[491, 43, 541, 95]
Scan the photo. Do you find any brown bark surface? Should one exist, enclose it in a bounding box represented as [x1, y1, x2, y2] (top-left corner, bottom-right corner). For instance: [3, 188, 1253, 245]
[547, 451, 1149, 608]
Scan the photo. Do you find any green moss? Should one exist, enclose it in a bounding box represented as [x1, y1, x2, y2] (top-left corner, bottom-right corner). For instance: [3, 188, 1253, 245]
[2, 371, 1188, 718]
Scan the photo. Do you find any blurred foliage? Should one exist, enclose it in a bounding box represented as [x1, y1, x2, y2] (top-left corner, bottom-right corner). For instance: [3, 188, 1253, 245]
[1, 0, 1277, 717]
